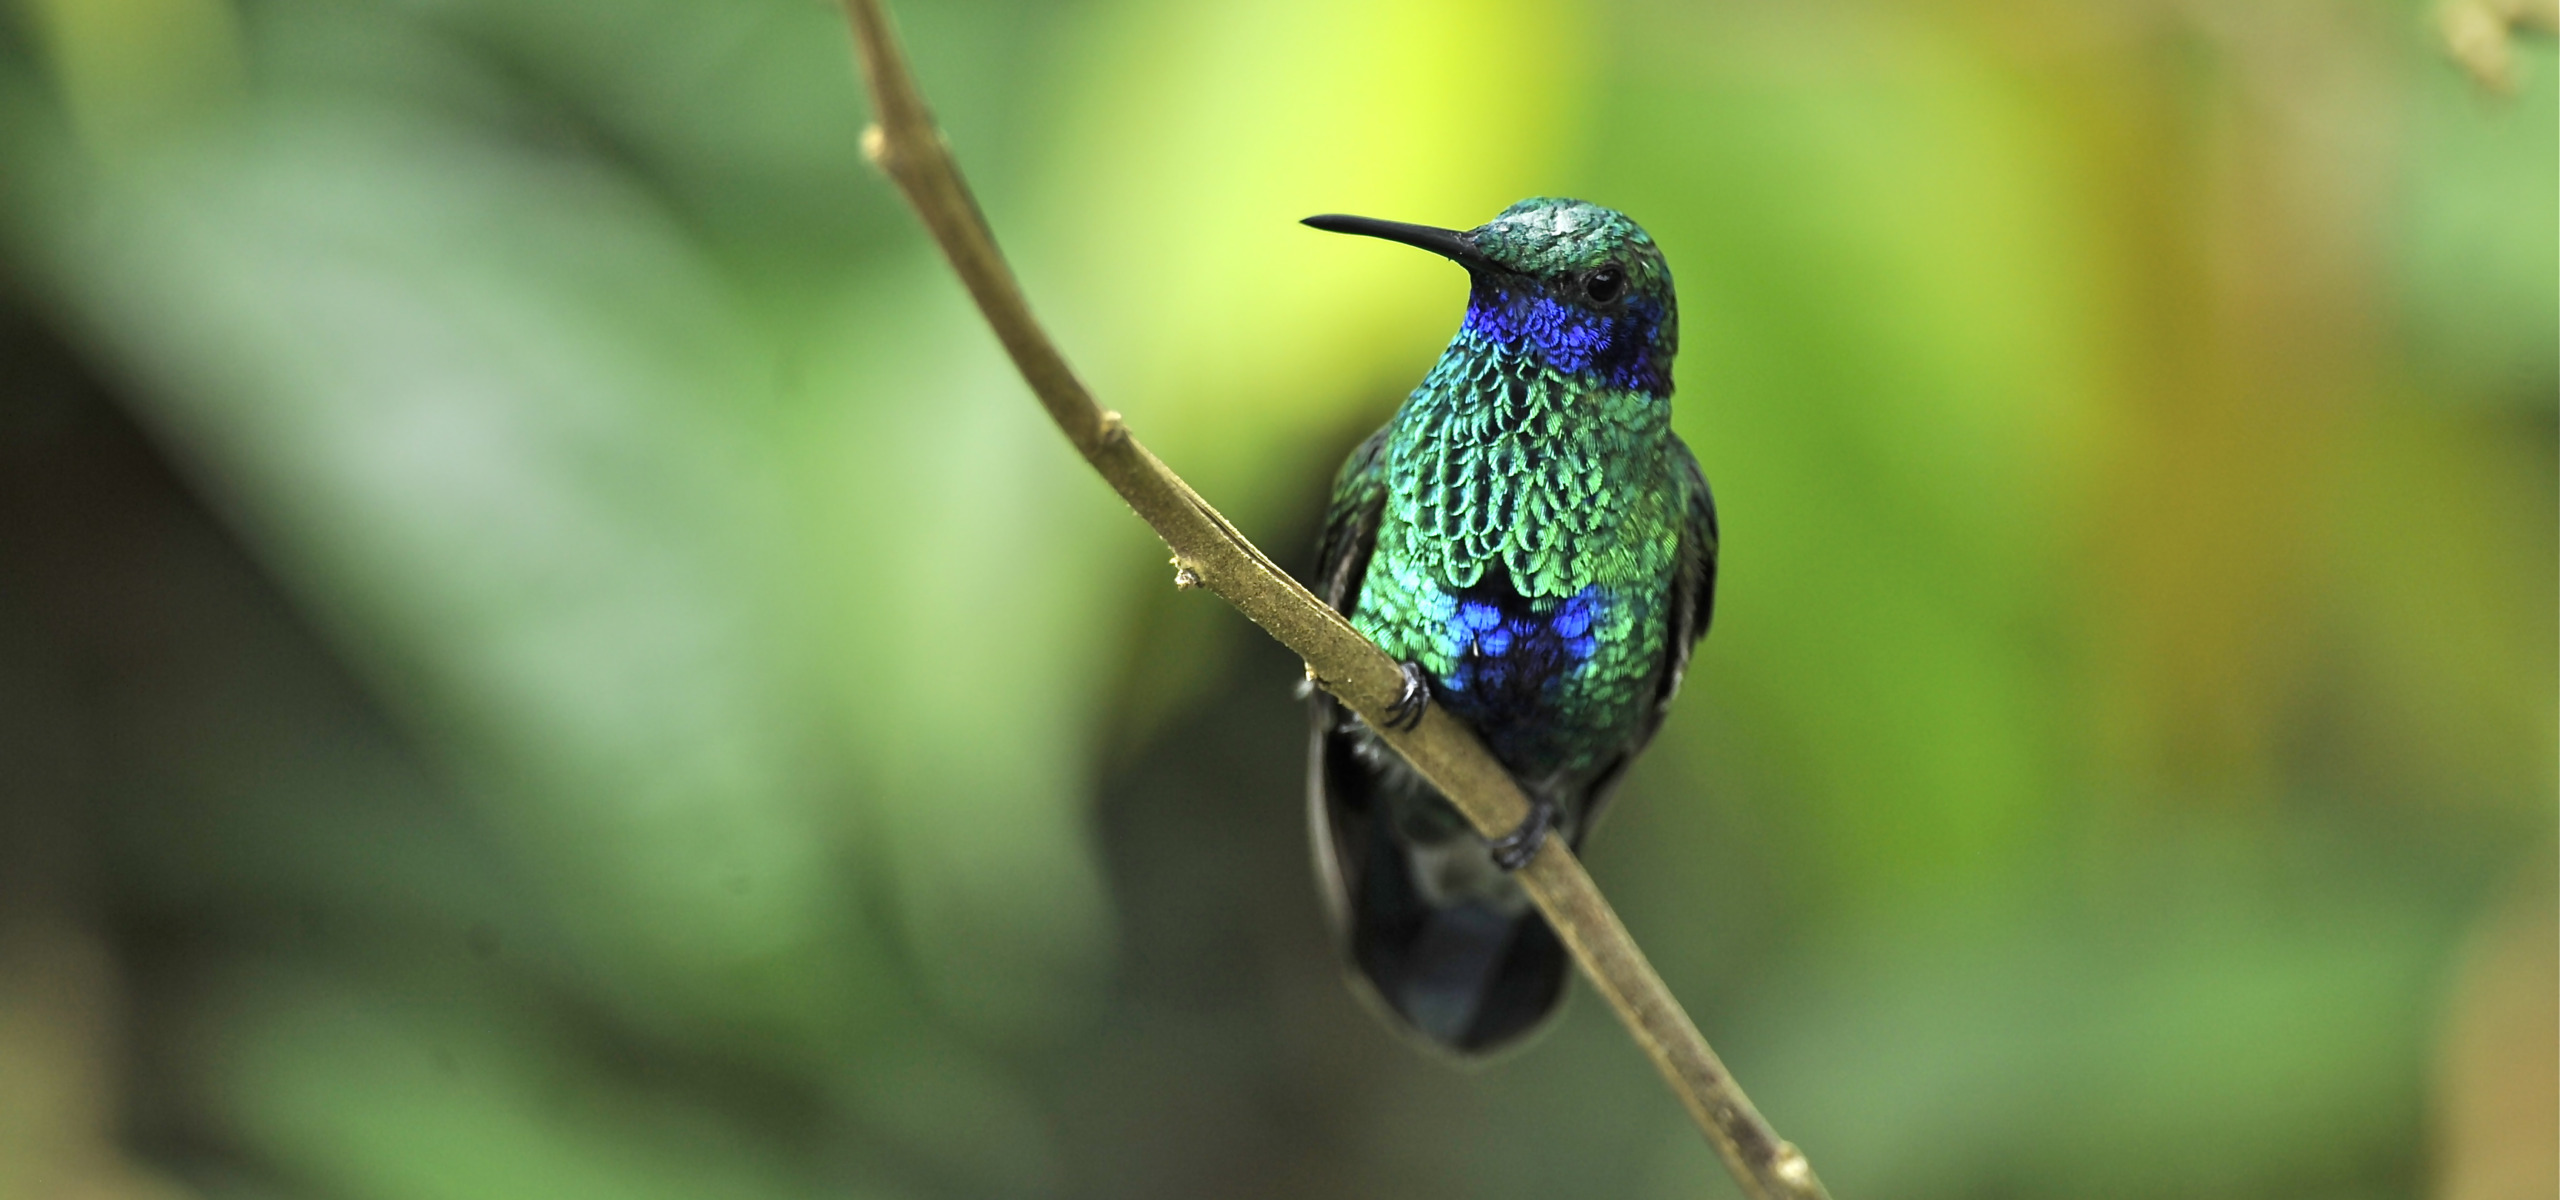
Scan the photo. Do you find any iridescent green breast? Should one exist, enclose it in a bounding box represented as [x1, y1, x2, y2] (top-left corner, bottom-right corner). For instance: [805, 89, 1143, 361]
[1350, 344, 1684, 779]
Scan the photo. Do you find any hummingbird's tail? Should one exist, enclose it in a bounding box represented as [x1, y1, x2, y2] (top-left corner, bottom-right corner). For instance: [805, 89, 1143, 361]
[1347, 814, 1571, 1053]
[1309, 701, 1571, 1054]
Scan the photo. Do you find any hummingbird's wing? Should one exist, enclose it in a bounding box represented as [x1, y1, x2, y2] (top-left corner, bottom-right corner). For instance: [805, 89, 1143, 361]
[1661, 435, 1720, 705]
[1313, 425, 1391, 613]
[1306, 425, 1391, 940]
[1570, 436, 1719, 838]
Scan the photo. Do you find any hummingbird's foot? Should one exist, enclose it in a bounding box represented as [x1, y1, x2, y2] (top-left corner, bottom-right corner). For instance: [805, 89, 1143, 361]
[1380, 661, 1432, 731]
[1489, 796, 1556, 871]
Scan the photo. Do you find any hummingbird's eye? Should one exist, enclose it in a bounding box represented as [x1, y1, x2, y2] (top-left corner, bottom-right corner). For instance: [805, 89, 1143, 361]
[1584, 266, 1626, 305]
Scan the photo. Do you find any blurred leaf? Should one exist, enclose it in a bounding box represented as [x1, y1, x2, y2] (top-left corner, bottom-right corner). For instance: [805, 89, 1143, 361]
[2429, 876, 2559, 1200]
[4, 104, 878, 1052]
[1648, 852, 2454, 1199]
[1596, 6, 2109, 907]
[2398, 37, 2559, 402]
[0, 919, 199, 1200]
[190, 962, 852, 1200]
[785, 279, 1123, 1040]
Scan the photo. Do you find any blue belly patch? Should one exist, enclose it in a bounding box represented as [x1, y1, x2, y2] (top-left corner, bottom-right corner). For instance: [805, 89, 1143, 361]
[1439, 585, 1603, 704]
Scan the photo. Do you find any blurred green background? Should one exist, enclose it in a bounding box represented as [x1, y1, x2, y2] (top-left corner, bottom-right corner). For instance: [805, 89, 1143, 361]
[0, 1, 2552, 1198]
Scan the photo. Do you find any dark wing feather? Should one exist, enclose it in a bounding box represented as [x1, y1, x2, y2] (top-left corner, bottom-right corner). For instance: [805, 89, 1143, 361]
[1314, 425, 1391, 612]
[1660, 435, 1720, 707]
[1306, 427, 1391, 935]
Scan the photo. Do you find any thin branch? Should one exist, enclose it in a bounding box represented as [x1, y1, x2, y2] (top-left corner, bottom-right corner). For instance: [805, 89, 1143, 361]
[838, 4, 1832, 1197]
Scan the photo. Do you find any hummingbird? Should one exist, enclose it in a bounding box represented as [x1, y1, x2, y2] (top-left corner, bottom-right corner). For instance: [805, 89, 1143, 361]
[1301, 198, 1716, 1054]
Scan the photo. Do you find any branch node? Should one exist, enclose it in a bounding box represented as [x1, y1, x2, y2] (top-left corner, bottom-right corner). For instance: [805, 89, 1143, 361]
[1170, 556, 1202, 590]
[1775, 1146, 1814, 1188]
[860, 122, 888, 166]
[1098, 409, 1129, 447]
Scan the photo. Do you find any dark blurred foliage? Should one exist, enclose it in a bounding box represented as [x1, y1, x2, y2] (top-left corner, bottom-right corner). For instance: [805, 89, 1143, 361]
[0, 1, 2551, 1198]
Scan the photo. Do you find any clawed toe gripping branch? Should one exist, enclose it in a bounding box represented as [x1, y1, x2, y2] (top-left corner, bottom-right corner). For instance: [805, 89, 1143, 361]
[1382, 661, 1432, 731]
[836, 3, 1832, 1197]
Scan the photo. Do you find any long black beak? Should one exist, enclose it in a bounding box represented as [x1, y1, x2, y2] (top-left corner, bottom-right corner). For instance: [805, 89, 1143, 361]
[1301, 214, 1492, 270]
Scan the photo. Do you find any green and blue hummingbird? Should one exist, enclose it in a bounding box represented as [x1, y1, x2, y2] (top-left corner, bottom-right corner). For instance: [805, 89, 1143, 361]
[1302, 198, 1716, 1054]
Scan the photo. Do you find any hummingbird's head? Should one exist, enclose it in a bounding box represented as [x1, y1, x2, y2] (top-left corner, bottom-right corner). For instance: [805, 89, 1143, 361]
[1303, 197, 1677, 396]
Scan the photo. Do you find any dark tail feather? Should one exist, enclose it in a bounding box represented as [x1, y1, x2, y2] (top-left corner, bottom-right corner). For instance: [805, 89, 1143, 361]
[1310, 697, 1570, 1054]
[1347, 811, 1570, 1053]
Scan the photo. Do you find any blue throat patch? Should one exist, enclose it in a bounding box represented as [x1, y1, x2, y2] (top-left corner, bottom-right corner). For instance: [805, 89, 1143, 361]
[1458, 284, 1671, 396]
